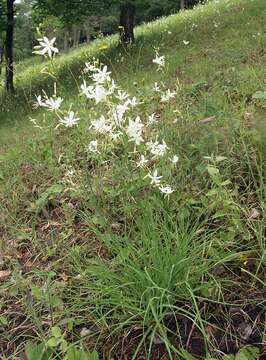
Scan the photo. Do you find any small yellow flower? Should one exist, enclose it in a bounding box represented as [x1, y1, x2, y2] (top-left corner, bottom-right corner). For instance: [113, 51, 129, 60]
[99, 44, 108, 50]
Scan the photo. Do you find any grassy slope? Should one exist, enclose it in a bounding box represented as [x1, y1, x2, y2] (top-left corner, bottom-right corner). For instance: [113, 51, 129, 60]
[0, 0, 266, 358]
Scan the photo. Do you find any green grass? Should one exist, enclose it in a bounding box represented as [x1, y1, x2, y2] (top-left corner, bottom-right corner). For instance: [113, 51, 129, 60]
[0, 0, 266, 359]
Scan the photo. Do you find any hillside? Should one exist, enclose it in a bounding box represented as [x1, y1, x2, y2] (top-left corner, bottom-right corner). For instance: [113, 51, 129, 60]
[0, 0, 265, 359]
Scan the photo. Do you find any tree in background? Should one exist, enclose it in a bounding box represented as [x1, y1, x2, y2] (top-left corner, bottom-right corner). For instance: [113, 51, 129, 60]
[119, 2, 136, 43]
[118, 0, 201, 44]
[33, 0, 110, 50]
[0, 0, 6, 75]
[5, 0, 15, 92]
[14, 0, 35, 58]
[32, 0, 202, 46]
[0, 0, 202, 92]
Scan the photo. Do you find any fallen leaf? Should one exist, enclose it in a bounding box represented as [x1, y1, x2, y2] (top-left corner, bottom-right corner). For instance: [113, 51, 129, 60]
[59, 273, 69, 282]
[238, 322, 253, 340]
[0, 270, 11, 282]
[199, 115, 217, 124]
[31, 184, 38, 194]
[244, 112, 253, 121]
[249, 208, 260, 219]
[80, 327, 92, 337]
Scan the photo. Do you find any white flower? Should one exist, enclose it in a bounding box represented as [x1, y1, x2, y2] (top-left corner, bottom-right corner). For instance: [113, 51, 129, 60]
[91, 66, 111, 84]
[60, 111, 80, 127]
[90, 115, 112, 134]
[145, 169, 162, 186]
[126, 116, 144, 145]
[84, 61, 98, 73]
[93, 85, 110, 103]
[109, 132, 122, 141]
[111, 103, 129, 126]
[108, 80, 117, 94]
[148, 113, 158, 125]
[81, 82, 110, 104]
[116, 90, 129, 101]
[147, 139, 168, 158]
[63, 168, 76, 186]
[45, 97, 63, 111]
[152, 52, 165, 70]
[159, 185, 175, 197]
[33, 37, 59, 58]
[161, 89, 176, 103]
[183, 40, 190, 46]
[170, 155, 179, 164]
[34, 95, 45, 108]
[153, 82, 161, 92]
[126, 97, 139, 107]
[87, 140, 99, 153]
[81, 81, 94, 97]
[136, 155, 148, 168]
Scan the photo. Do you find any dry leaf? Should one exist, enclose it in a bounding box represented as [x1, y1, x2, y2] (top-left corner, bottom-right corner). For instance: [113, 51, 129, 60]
[0, 270, 11, 282]
[199, 115, 217, 124]
[238, 322, 253, 340]
[249, 208, 260, 219]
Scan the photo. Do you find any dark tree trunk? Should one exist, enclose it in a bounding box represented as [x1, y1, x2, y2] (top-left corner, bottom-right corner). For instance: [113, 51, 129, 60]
[180, 0, 185, 10]
[119, 2, 136, 45]
[0, 45, 4, 76]
[5, 0, 14, 93]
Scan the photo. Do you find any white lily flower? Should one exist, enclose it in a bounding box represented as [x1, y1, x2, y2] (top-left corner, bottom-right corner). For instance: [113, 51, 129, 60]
[153, 82, 161, 92]
[136, 155, 148, 168]
[60, 111, 80, 127]
[87, 140, 99, 153]
[45, 97, 63, 111]
[148, 113, 158, 125]
[93, 85, 110, 103]
[82, 83, 110, 103]
[116, 90, 129, 101]
[112, 103, 129, 126]
[145, 169, 162, 186]
[159, 185, 175, 197]
[81, 81, 94, 98]
[152, 52, 165, 70]
[109, 132, 122, 141]
[34, 95, 46, 108]
[170, 155, 179, 164]
[126, 116, 144, 146]
[92, 66, 112, 84]
[161, 89, 176, 102]
[126, 97, 139, 107]
[33, 37, 59, 58]
[84, 61, 98, 73]
[90, 115, 112, 134]
[147, 139, 168, 158]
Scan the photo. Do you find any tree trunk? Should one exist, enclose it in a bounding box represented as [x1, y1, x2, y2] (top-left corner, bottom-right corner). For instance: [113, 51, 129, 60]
[0, 45, 4, 76]
[75, 28, 81, 47]
[86, 33, 91, 43]
[72, 25, 80, 47]
[180, 0, 185, 10]
[5, 0, 14, 93]
[119, 2, 136, 45]
[63, 27, 71, 52]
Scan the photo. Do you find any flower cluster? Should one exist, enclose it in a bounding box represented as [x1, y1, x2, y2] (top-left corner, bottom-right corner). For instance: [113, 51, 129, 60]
[33, 42, 180, 198]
